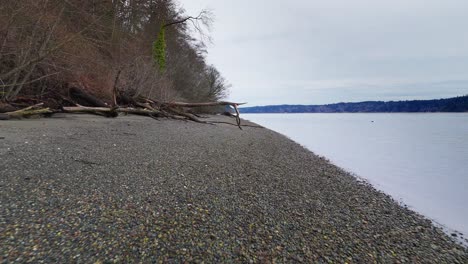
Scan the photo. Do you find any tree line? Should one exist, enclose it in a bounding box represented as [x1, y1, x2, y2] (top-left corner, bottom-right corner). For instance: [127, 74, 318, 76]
[0, 0, 229, 107]
[241, 95, 468, 113]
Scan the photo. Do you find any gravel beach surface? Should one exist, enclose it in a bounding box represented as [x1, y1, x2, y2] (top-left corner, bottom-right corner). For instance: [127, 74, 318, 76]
[1, 115, 467, 263]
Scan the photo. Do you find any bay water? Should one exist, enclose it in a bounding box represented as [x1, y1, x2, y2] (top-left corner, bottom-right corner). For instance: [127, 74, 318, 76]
[244, 113, 468, 237]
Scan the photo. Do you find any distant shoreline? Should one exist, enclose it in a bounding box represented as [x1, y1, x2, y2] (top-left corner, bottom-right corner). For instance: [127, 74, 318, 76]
[243, 112, 468, 114]
[241, 95, 468, 113]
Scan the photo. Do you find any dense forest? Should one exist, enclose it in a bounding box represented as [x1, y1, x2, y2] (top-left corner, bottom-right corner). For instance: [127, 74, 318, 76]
[0, 0, 229, 109]
[241, 95, 468, 113]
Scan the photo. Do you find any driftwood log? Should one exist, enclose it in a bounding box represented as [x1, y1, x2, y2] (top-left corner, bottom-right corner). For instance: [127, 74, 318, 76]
[62, 102, 244, 129]
[0, 103, 53, 120]
[1, 88, 247, 129]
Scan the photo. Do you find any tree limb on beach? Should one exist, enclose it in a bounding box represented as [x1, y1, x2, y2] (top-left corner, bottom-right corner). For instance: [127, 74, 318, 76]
[1, 88, 246, 129]
[0, 103, 53, 120]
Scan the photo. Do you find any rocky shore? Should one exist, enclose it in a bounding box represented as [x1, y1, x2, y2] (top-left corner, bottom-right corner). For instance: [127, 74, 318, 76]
[1, 115, 467, 262]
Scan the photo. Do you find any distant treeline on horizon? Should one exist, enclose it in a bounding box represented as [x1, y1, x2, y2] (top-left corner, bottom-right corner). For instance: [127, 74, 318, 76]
[240, 95, 468, 113]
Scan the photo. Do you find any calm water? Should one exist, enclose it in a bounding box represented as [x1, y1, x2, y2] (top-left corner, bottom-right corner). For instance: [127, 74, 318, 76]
[244, 113, 468, 236]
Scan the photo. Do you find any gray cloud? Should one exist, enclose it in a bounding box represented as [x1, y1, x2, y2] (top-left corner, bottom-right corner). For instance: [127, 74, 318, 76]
[182, 0, 468, 105]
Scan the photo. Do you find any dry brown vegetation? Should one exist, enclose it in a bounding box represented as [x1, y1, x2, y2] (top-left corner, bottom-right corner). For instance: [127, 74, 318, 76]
[0, 0, 230, 112]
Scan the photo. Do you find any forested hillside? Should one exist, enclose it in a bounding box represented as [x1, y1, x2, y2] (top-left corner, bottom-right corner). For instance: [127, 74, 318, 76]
[241, 95, 468, 113]
[0, 0, 228, 106]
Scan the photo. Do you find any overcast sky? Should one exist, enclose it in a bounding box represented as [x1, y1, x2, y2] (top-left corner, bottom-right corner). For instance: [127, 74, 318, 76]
[181, 0, 468, 105]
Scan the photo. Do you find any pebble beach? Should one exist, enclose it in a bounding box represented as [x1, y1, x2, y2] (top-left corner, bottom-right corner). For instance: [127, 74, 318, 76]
[1, 115, 467, 262]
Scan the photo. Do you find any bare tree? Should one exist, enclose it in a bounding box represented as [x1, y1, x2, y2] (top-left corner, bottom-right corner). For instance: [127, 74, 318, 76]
[0, 0, 229, 108]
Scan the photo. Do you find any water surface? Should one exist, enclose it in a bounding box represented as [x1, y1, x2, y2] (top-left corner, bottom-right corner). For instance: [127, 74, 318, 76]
[245, 113, 468, 236]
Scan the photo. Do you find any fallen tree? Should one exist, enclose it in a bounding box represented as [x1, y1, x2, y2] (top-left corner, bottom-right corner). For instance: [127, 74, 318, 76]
[0, 88, 247, 129]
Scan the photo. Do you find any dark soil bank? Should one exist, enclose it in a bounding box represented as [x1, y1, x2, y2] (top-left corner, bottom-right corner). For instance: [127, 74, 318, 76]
[1, 115, 467, 262]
